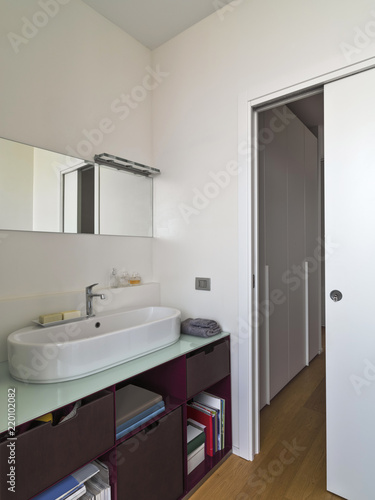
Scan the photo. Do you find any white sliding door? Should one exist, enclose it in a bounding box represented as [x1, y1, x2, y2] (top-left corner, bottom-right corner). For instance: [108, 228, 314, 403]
[325, 68, 375, 499]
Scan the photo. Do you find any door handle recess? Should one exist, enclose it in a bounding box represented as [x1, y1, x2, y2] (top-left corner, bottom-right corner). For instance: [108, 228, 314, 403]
[330, 290, 343, 302]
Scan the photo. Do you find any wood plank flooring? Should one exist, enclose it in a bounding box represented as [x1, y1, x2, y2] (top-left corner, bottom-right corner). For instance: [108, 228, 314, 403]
[189, 341, 343, 500]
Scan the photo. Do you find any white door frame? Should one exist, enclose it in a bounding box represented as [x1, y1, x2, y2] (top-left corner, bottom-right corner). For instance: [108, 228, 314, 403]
[237, 56, 375, 461]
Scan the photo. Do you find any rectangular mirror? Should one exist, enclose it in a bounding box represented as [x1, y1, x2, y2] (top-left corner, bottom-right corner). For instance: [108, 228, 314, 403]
[0, 137, 154, 237]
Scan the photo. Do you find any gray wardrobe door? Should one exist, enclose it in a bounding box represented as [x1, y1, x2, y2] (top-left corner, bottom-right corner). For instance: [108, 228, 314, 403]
[287, 114, 307, 381]
[304, 128, 320, 361]
[262, 108, 289, 402]
[259, 106, 319, 406]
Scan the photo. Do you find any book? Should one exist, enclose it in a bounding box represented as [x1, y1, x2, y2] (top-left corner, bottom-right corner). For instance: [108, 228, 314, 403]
[116, 384, 163, 427]
[187, 424, 206, 454]
[187, 418, 206, 433]
[116, 400, 165, 435]
[187, 404, 215, 457]
[187, 443, 205, 474]
[33, 463, 100, 500]
[194, 392, 225, 450]
[190, 402, 218, 453]
[33, 476, 80, 500]
[93, 460, 110, 486]
[116, 402, 165, 440]
[64, 485, 86, 500]
[86, 475, 110, 500]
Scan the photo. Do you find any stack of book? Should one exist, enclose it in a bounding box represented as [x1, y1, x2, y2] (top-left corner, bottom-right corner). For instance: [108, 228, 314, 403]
[187, 392, 225, 457]
[33, 462, 111, 500]
[116, 384, 165, 440]
[187, 422, 206, 474]
[83, 460, 111, 499]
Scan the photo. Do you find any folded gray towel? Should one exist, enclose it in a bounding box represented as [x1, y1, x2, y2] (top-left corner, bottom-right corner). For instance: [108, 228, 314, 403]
[189, 318, 218, 328]
[181, 318, 222, 338]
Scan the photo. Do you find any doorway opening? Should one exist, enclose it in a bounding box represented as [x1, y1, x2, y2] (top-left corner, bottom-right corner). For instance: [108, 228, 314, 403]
[255, 89, 325, 430]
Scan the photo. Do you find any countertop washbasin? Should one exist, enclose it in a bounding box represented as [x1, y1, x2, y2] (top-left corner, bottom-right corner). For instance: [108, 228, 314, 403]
[7, 306, 181, 383]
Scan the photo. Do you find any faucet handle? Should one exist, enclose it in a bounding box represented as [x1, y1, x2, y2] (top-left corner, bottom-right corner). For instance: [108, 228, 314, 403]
[86, 283, 99, 293]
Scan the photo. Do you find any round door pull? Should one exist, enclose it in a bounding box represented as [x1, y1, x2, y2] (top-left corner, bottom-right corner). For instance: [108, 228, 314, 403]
[330, 290, 343, 302]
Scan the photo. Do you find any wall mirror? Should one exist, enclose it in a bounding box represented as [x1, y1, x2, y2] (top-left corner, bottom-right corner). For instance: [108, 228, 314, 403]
[0, 137, 155, 237]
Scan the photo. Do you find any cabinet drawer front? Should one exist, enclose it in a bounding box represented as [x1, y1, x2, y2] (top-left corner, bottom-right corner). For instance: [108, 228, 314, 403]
[186, 339, 230, 398]
[0, 390, 114, 500]
[117, 406, 183, 500]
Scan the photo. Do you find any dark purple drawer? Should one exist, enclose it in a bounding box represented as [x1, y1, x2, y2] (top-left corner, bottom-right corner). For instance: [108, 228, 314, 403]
[117, 407, 183, 500]
[186, 339, 230, 398]
[0, 390, 114, 500]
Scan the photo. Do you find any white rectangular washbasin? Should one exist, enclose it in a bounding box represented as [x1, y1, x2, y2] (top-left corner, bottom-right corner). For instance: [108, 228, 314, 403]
[7, 306, 181, 383]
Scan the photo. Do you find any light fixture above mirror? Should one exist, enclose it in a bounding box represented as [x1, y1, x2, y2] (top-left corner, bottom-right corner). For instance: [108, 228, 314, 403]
[94, 153, 160, 177]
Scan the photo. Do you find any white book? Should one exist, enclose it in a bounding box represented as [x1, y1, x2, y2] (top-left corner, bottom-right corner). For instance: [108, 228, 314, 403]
[72, 464, 100, 486]
[87, 475, 110, 500]
[187, 424, 204, 443]
[64, 485, 86, 500]
[187, 443, 205, 474]
[80, 493, 94, 500]
[85, 481, 101, 500]
[187, 418, 206, 432]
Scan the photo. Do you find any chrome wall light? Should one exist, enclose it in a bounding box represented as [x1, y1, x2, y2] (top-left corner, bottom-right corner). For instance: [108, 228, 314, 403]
[94, 153, 160, 177]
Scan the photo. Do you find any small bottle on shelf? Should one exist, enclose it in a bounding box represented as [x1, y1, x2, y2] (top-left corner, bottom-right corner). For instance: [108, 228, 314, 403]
[119, 271, 130, 287]
[129, 272, 141, 285]
[109, 268, 119, 288]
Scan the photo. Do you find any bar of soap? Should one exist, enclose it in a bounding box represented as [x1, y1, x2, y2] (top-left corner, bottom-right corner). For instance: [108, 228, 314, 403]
[62, 310, 81, 320]
[39, 313, 63, 324]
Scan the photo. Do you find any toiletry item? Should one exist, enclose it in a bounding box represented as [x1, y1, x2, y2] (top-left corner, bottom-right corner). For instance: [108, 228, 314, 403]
[62, 310, 81, 320]
[39, 313, 63, 324]
[35, 413, 53, 423]
[129, 272, 141, 285]
[110, 267, 119, 288]
[119, 271, 130, 287]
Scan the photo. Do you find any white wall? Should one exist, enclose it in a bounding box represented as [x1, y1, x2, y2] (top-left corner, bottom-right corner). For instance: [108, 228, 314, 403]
[0, 1, 157, 361]
[151, 0, 375, 453]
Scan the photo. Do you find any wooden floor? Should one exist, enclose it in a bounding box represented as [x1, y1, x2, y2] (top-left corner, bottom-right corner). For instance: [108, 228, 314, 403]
[190, 341, 343, 500]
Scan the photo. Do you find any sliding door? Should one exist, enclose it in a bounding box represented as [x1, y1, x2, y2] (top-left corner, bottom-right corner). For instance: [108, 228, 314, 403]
[325, 68, 375, 500]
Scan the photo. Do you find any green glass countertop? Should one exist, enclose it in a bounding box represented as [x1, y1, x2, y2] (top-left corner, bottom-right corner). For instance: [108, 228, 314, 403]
[0, 332, 230, 433]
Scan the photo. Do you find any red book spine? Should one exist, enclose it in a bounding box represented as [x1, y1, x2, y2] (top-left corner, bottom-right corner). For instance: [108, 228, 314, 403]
[187, 405, 214, 457]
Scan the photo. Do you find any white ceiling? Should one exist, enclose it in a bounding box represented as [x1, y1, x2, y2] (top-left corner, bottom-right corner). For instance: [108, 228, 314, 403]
[81, 0, 234, 49]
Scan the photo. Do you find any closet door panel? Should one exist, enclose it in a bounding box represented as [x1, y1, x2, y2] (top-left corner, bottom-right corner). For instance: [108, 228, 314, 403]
[258, 113, 268, 409]
[304, 129, 320, 361]
[287, 115, 306, 380]
[264, 108, 289, 400]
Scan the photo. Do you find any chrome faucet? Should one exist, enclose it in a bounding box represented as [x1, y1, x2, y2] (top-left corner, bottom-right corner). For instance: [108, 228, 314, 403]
[85, 283, 105, 317]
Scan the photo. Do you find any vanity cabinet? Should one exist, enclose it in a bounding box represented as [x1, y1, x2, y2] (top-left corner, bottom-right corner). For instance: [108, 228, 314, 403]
[0, 334, 231, 500]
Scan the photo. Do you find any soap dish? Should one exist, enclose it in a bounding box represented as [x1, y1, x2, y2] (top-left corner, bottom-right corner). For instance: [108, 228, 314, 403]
[32, 316, 89, 328]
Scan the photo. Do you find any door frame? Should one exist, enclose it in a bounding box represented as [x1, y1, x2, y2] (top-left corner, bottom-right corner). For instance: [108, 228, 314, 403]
[237, 56, 375, 461]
